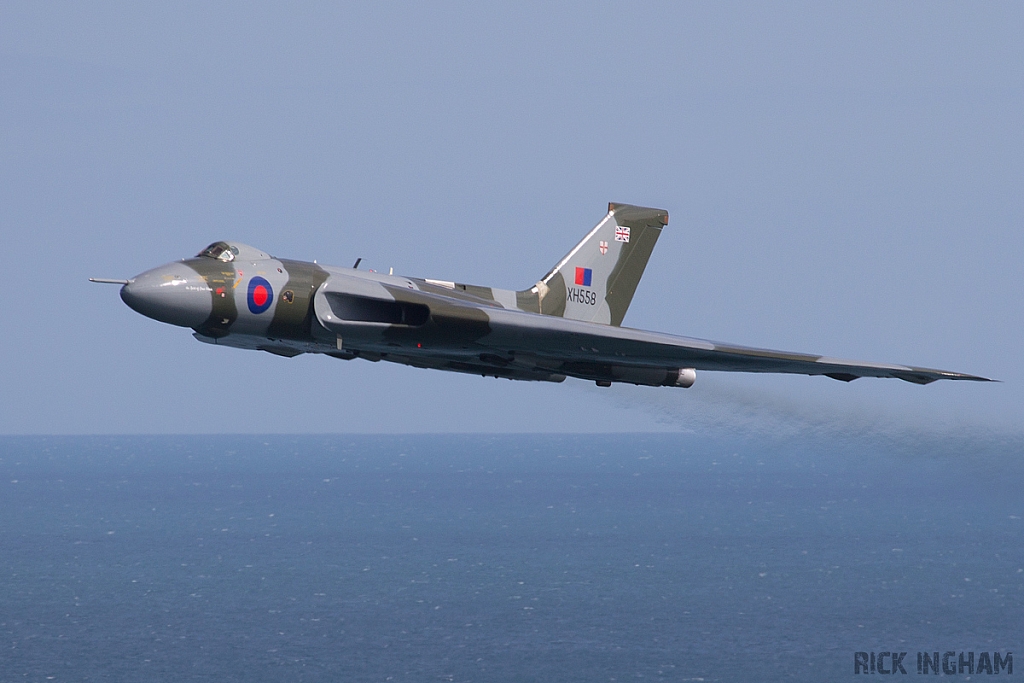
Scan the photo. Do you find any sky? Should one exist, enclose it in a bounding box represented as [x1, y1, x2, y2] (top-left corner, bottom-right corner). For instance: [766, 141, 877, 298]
[0, 2, 1020, 435]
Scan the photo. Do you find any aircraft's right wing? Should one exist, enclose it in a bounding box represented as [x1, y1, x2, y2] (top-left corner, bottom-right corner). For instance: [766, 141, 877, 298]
[478, 306, 992, 385]
[313, 272, 990, 386]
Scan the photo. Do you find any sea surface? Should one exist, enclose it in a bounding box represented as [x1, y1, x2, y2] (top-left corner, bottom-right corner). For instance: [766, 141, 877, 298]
[1, 433, 1021, 682]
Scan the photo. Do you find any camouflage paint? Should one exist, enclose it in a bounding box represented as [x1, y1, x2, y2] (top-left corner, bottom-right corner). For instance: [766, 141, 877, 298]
[110, 207, 991, 387]
[182, 257, 239, 338]
[266, 259, 329, 341]
[604, 204, 666, 326]
[381, 284, 490, 348]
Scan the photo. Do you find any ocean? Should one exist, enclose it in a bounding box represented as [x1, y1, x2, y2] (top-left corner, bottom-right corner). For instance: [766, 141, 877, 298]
[1, 433, 1021, 681]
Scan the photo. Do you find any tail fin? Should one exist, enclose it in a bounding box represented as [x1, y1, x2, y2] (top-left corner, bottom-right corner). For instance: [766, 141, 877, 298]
[516, 203, 667, 326]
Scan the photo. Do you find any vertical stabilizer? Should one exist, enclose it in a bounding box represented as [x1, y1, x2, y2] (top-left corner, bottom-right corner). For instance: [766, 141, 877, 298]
[516, 203, 667, 326]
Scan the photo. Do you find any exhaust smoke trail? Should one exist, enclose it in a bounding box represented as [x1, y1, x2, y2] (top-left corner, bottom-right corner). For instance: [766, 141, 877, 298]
[583, 376, 1020, 458]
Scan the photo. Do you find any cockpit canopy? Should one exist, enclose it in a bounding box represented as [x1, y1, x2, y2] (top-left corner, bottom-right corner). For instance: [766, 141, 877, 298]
[196, 241, 272, 262]
[197, 242, 237, 261]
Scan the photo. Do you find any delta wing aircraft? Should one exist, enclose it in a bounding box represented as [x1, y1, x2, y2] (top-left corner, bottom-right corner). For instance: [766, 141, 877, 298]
[92, 203, 990, 387]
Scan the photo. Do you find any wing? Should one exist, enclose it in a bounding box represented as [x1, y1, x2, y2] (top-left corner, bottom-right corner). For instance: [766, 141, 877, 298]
[476, 306, 991, 385]
[312, 272, 990, 386]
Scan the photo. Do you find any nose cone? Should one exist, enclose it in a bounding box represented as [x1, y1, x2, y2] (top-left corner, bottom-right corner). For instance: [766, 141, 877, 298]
[121, 263, 213, 327]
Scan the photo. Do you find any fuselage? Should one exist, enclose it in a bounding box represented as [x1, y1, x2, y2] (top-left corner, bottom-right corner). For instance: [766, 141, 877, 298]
[119, 241, 575, 381]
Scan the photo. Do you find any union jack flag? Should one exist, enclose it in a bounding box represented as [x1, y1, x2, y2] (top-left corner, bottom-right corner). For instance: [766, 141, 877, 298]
[615, 226, 630, 242]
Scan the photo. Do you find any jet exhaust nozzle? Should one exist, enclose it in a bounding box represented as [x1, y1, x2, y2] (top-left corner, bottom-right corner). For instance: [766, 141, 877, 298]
[673, 368, 696, 388]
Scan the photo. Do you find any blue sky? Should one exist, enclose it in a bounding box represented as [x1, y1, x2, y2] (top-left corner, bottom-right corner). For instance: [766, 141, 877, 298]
[1, 2, 1020, 434]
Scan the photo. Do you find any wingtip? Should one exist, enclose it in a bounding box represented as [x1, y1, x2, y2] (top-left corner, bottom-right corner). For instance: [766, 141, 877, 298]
[947, 372, 997, 383]
[899, 366, 997, 384]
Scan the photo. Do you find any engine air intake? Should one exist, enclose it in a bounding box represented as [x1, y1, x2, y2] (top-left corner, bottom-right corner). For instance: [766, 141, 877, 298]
[324, 292, 429, 326]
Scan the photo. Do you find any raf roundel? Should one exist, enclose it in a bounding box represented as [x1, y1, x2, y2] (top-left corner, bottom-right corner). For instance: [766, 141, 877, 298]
[247, 276, 274, 314]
